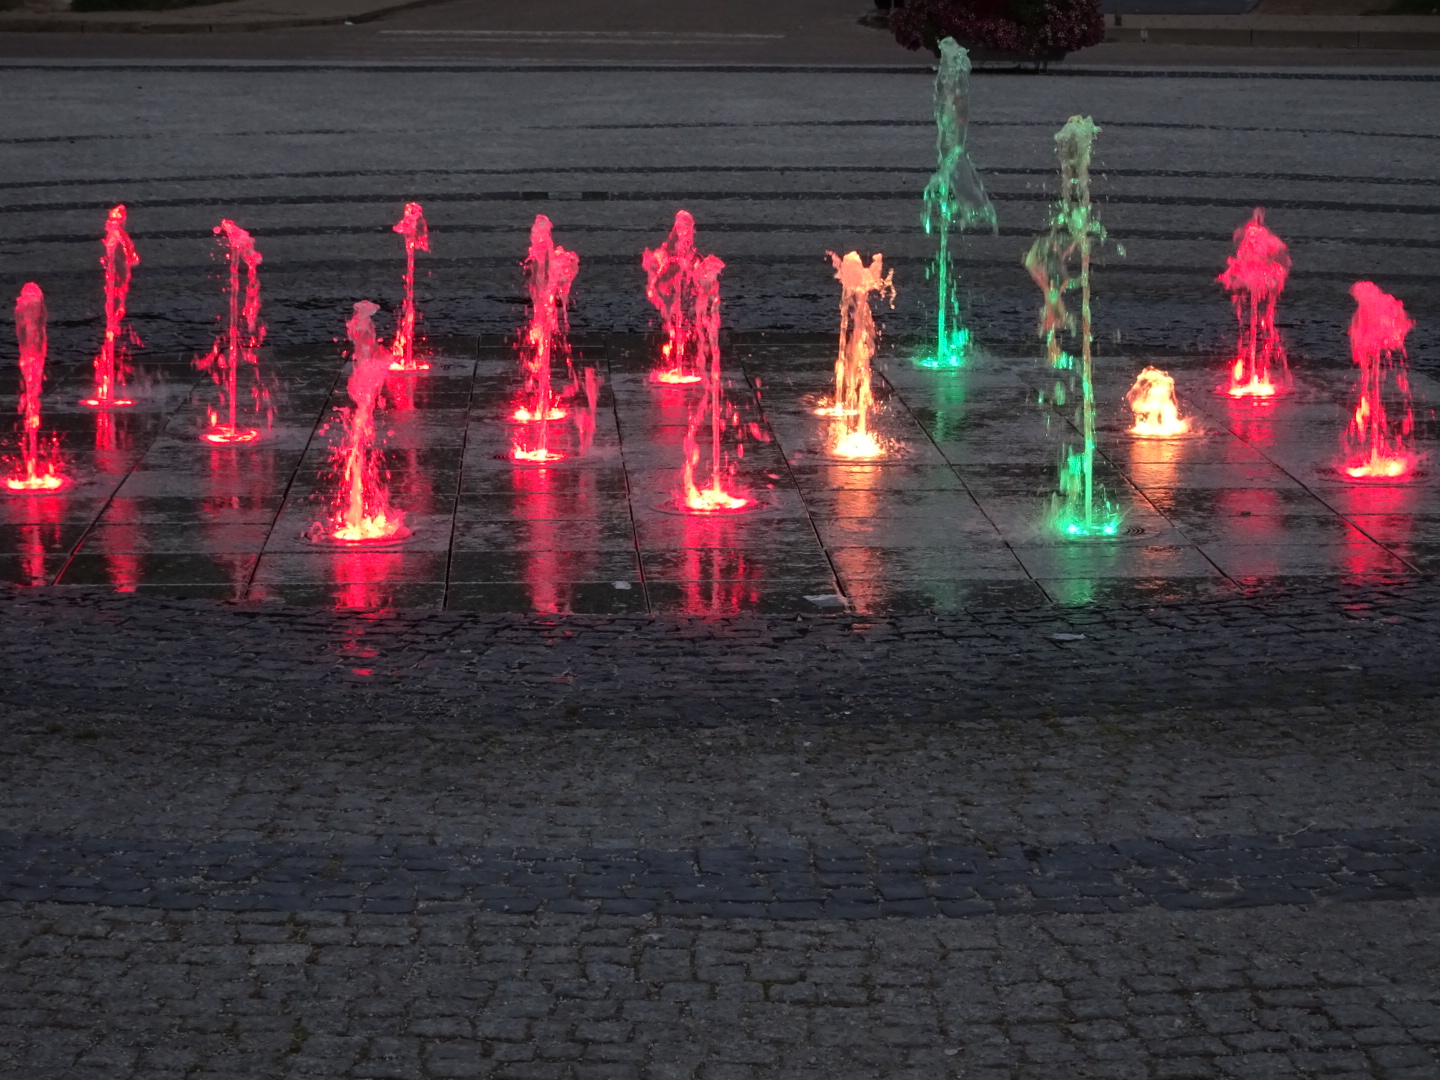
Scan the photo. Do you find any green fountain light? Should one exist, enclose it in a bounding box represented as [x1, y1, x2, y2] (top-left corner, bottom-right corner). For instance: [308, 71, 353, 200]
[917, 38, 997, 370]
[1023, 116, 1122, 540]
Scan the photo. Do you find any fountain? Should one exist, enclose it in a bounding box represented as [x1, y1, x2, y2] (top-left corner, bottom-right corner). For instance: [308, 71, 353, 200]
[1340, 281, 1417, 480]
[82, 205, 140, 409]
[674, 235, 749, 512]
[512, 214, 580, 463]
[1218, 208, 1291, 398]
[918, 37, 997, 369]
[389, 202, 430, 373]
[197, 219, 270, 444]
[644, 210, 715, 385]
[574, 365, 599, 457]
[1024, 116, 1120, 538]
[5, 283, 65, 493]
[321, 301, 409, 542]
[821, 251, 895, 459]
[1126, 366, 1191, 437]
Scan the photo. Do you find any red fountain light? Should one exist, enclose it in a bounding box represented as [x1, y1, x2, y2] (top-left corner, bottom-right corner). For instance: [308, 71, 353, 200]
[5, 283, 67, 493]
[325, 301, 409, 542]
[676, 237, 750, 513]
[1217, 208, 1291, 399]
[1340, 281, 1418, 481]
[822, 250, 895, 460]
[644, 209, 708, 386]
[81, 205, 139, 409]
[512, 215, 580, 463]
[1126, 365, 1191, 437]
[197, 220, 270, 444]
[388, 202, 431, 373]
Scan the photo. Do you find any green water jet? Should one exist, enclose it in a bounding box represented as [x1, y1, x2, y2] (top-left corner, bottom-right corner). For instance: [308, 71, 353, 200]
[1023, 115, 1121, 538]
[918, 38, 997, 370]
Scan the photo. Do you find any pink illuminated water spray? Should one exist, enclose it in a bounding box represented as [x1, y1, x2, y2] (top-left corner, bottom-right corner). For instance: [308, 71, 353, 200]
[644, 210, 708, 385]
[677, 246, 749, 512]
[389, 202, 430, 372]
[512, 215, 580, 463]
[83, 204, 140, 409]
[197, 220, 269, 444]
[1340, 281, 1418, 480]
[1218, 208, 1291, 398]
[6, 283, 65, 492]
[328, 300, 408, 542]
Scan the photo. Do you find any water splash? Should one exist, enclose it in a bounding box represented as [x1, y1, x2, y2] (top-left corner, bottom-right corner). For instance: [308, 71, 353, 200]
[82, 205, 140, 409]
[5, 283, 65, 493]
[1340, 281, 1417, 480]
[644, 210, 711, 385]
[574, 365, 599, 456]
[918, 38, 997, 370]
[197, 220, 270, 444]
[821, 251, 895, 459]
[1218, 208, 1291, 399]
[1126, 366, 1191, 437]
[512, 215, 580, 462]
[325, 301, 409, 542]
[676, 241, 749, 512]
[1023, 116, 1120, 538]
[388, 202, 431, 372]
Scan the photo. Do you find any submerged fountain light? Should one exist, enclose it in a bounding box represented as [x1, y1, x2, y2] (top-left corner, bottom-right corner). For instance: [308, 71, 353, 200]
[5, 283, 66, 493]
[644, 210, 714, 386]
[822, 251, 895, 459]
[917, 37, 997, 370]
[673, 225, 750, 513]
[197, 219, 270, 445]
[1024, 116, 1121, 539]
[1126, 366, 1191, 437]
[512, 214, 580, 463]
[81, 205, 139, 409]
[1340, 281, 1418, 480]
[325, 301, 409, 542]
[1218, 208, 1291, 399]
[388, 202, 431, 372]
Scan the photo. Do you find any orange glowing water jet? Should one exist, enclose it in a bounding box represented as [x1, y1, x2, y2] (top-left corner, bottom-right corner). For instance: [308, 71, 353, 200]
[1218, 208, 1291, 399]
[82, 205, 139, 409]
[676, 237, 749, 512]
[1340, 281, 1418, 480]
[197, 220, 270, 444]
[1125, 366, 1191, 437]
[325, 301, 409, 542]
[822, 251, 895, 459]
[512, 215, 579, 462]
[388, 202, 430, 372]
[5, 283, 66, 493]
[644, 210, 711, 385]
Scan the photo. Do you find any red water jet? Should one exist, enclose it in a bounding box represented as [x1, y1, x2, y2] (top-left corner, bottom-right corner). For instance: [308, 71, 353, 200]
[324, 301, 409, 542]
[197, 220, 270, 444]
[1340, 281, 1418, 480]
[82, 205, 139, 409]
[644, 210, 710, 386]
[1218, 208, 1291, 399]
[5, 283, 66, 493]
[512, 215, 579, 463]
[389, 202, 430, 372]
[675, 242, 750, 513]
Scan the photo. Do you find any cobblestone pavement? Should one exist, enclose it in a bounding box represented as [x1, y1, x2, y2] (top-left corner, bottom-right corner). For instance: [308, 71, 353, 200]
[2, 580, 1440, 1076]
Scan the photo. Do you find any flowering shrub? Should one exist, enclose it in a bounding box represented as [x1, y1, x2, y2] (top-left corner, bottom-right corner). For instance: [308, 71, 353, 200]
[891, 0, 1106, 57]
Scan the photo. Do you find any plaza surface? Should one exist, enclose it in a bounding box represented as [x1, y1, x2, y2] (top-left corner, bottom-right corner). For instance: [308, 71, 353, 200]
[0, 42, 1439, 1080]
[5, 336, 1439, 613]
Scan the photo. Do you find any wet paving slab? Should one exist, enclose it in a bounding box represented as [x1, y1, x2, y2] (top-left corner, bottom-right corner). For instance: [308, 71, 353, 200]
[0, 334, 1433, 614]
